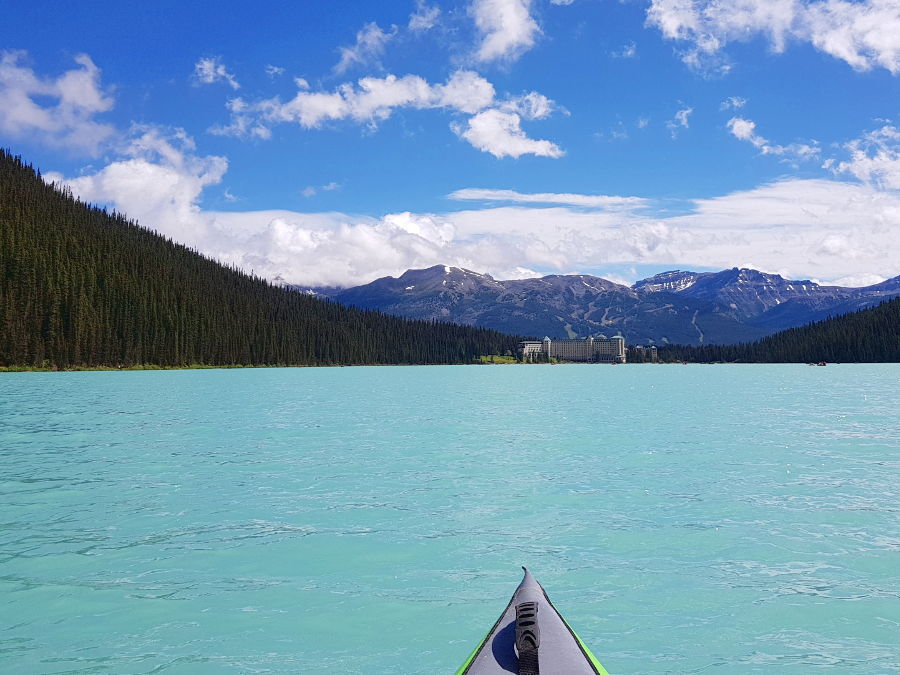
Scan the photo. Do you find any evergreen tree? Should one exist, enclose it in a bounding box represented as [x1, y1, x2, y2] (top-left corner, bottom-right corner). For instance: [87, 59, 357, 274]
[0, 150, 520, 369]
[655, 299, 900, 363]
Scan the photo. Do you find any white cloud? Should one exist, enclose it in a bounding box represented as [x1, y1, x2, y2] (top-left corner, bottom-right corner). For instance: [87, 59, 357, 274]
[0, 50, 115, 155]
[443, 179, 900, 282]
[452, 109, 564, 158]
[226, 210, 463, 287]
[550, 0, 575, 5]
[727, 116, 762, 143]
[301, 181, 342, 198]
[500, 91, 555, 119]
[194, 56, 240, 90]
[50, 137, 900, 286]
[674, 107, 692, 127]
[666, 106, 693, 138]
[335, 22, 396, 74]
[647, 0, 900, 74]
[227, 70, 495, 133]
[470, 0, 541, 63]
[803, 0, 900, 74]
[209, 97, 272, 139]
[827, 124, 900, 190]
[265, 65, 285, 78]
[727, 116, 820, 162]
[432, 70, 498, 114]
[448, 188, 648, 209]
[46, 126, 227, 247]
[720, 95, 747, 110]
[612, 42, 638, 59]
[817, 272, 887, 287]
[209, 69, 560, 158]
[409, 1, 441, 31]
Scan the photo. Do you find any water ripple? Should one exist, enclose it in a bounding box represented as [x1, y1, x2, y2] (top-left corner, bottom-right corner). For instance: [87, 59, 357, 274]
[2, 364, 899, 673]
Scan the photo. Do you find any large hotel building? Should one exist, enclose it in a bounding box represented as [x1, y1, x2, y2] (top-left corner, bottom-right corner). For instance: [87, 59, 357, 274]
[519, 336, 626, 363]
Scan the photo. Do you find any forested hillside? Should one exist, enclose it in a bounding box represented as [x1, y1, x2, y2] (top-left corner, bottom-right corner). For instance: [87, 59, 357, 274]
[0, 150, 518, 369]
[652, 298, 900, 363]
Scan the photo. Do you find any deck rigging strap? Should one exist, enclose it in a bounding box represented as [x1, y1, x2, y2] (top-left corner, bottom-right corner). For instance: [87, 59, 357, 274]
[515, 601, 540, 675]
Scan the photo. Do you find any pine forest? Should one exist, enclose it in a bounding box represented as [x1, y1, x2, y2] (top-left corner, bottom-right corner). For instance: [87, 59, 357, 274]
[650, 298, 900, 364]
[0, 150, 520, 369]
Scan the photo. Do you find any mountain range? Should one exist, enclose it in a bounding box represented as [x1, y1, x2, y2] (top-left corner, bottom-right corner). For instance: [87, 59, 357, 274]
[297, 266, 900, 346]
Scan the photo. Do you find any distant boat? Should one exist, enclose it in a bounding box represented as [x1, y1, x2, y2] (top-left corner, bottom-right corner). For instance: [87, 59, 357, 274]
[817, 361, 827, 366]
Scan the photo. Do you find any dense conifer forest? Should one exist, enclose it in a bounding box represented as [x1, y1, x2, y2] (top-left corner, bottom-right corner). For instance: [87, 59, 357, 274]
[647, 298, 900, 363]
[0, 150, 519, 369]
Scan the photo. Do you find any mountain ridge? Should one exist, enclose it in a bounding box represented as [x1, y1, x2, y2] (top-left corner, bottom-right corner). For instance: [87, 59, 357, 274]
[296, 265, 900, 346]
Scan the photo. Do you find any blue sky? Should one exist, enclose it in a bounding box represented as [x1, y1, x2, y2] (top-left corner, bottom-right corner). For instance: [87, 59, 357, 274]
[2, 0, 899, 287]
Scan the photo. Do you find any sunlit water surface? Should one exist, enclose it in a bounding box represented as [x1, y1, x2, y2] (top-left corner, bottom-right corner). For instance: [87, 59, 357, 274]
[1, 364, 899, 673]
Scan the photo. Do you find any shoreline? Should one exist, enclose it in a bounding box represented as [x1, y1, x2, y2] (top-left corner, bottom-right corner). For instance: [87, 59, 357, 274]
[1, 361, 883, 372]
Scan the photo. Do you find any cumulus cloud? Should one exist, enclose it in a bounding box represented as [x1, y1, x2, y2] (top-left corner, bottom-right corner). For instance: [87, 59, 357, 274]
[210, 69, 562, 158]
[727, 116, 820, 162]
[409, 1, 441, 31]
[265, 64, 285, 78]
[470, 0, 541, 63]
[46, 126, 227, 247]
[452, 90, 563, 157]
[215, 70, 494, 134]
[50, 136, 900, 286]
[335, 22, 396, 74]
[0, 50, 115, 155]
[194, 56, 240, 90]
[452, 109, 564, 158]
[803, 0, 900, 73]
[826, 124, 900, 190]
[647, 0, 900, 74]
[500, 91, 555, 119]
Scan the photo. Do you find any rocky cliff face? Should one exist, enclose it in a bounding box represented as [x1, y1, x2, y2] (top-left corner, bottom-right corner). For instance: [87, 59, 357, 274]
[295, 265, 900, 346]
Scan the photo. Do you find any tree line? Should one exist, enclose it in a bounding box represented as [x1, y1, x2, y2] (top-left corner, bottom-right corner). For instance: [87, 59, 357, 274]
[642, 298, 900, 363]
[0, 149, 520, 369]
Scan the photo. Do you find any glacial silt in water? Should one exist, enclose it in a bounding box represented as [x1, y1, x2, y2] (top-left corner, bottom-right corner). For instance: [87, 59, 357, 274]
[1, 364, 898, 673]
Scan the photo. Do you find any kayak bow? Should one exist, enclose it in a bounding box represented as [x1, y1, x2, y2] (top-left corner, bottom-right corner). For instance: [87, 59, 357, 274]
[456, 568, 609, 675]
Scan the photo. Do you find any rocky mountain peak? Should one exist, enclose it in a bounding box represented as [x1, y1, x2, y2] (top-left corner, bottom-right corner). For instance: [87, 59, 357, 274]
[632, 270, 701, 293]
[313, 264, 899, 346]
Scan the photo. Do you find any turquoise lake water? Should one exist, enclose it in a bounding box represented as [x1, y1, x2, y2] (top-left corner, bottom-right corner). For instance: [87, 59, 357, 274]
[1, 364, 899, 673]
